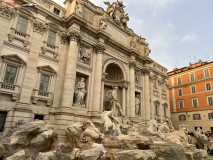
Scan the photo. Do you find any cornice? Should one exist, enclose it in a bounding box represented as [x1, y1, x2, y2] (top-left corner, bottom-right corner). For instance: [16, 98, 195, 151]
[66, 13, 87, 27]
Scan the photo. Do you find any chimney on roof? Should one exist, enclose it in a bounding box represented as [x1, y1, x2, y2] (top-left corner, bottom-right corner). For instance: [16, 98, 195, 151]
[189, 63, 192, 68]
[198, 59, 202, 65]
[173, 67, 178, 71]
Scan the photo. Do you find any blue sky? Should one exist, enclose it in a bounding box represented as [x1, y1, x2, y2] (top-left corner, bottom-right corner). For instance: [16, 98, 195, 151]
[53, 0, 213, 71]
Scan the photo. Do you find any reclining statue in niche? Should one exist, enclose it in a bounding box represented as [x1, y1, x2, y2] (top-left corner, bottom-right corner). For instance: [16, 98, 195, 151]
[74, 77, 86, 106]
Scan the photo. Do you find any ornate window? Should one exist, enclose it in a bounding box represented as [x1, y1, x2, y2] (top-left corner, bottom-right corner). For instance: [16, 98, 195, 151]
[0, 55, 26, 100]
[39, 74, 50, 91]
[47, 30, 56, 46]
[32, 66, 56, 106]
[16, 16, 28, 33]
[3, 65, 18, 84]
[0, 111, 7, 132]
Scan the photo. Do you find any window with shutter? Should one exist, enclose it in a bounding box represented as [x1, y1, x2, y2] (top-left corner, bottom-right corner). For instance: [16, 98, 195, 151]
[16, 16, 28, 33]
[3, 65, 18, 84]
[39, 74, 50, 91]
[48, 30, 56, 46]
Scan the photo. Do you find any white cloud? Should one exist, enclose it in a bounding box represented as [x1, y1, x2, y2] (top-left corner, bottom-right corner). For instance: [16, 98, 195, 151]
[181, 32, 198, 42]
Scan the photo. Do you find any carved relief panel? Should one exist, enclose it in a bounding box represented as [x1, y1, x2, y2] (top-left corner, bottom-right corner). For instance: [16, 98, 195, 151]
[78, 45, 92, 66]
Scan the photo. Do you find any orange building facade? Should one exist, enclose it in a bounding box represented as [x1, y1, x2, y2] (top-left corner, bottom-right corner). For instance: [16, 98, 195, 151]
[168, 60, 213, 134]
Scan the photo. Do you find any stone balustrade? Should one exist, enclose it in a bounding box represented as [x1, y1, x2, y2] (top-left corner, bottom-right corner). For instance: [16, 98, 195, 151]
[32, 89, 53, 106]
[0, 82, 20, 101]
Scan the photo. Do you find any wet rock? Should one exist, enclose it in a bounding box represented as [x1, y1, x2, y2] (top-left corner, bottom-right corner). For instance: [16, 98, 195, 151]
[29, 130, 57, 152]
[0, 121, 45, 157]
[36, 151, 58, 160]
[149, 143, 187, 160]
[104, 149, 155, 160]
[164, 130, 189, 146]
[77, 143, 106, 160]
[116, 132, 151, 149]
[5, 150, 26, 160]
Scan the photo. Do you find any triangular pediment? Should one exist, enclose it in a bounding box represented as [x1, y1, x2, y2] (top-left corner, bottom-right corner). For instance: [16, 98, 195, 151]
[1, 54, 26, 64]
[37, 65, 56, 74]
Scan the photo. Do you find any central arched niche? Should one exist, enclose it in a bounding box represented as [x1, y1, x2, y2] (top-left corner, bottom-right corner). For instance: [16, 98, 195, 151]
[103, 63, 124, 111]
[105, 63, 124, 81]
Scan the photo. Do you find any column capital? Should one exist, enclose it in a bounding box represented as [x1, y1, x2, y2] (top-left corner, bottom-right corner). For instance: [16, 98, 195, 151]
[141, 67, 150, 76]
[93, 44, 106, 53]
[122, 81, 129, 89]
[129, 60, 136, 68]
[67, 31, 81, 42]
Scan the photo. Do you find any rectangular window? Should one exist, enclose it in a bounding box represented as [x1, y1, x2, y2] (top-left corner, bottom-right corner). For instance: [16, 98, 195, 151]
[179, 115, 186, 121]
[191, 86, 196, 94]
[208, 96, 213, 106]
[192, 98, 198, 107]
[204, 69, 210, 78]
[206, 83, 212, 91]
[3, 65, 18, 84]
[53, 8, 60, 15]
[178, 89, 182, 96]
[190, 73, 195, 82]
[34, 114, 44, 120]
[208, 113, 213, 119]
[193, 114, 201, 120]
[179, 100, 184, 109]
[16, 16, 28, 33]
[0, 111, 7, 132]
[47, 30, 56, 46]
[177, 77, 181, 85]
[39, 74, 50, 91]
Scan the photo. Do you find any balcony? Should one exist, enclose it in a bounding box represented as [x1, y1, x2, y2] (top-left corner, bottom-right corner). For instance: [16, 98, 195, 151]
[7, 28, 30, 48]
[32, 89, 53, 106]
[40, 42, 59, 62]
[0, 82, 20, 101]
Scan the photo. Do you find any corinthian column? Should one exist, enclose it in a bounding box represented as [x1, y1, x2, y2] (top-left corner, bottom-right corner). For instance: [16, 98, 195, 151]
[142, 67, 151, 121]
[61, 31, 80, 107]
[129, 59, 136, 118]
[92, 44, 105, 113]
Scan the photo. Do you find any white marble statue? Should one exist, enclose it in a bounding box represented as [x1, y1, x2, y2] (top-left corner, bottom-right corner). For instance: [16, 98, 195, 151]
[101, 86, 127, 136]
[106, 87, 124, 117]
[135, 94, 141, 115]
[74, 77, 86, 106]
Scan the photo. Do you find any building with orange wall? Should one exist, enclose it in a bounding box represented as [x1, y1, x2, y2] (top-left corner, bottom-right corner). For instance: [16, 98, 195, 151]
[168, 60, 213, 134]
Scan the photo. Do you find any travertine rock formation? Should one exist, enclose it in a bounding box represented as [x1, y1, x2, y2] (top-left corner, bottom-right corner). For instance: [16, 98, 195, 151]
[0, 119, 209, 160]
